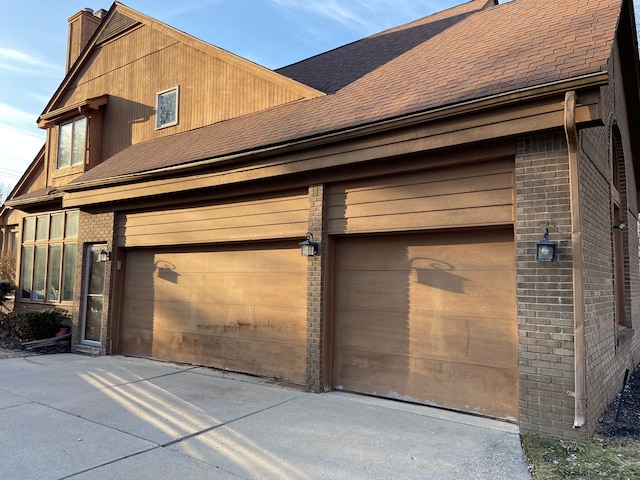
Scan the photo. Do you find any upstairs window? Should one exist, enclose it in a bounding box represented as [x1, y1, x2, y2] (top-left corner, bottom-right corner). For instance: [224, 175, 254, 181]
[156, 86, 179, 129]
[57, 116, 87, 169]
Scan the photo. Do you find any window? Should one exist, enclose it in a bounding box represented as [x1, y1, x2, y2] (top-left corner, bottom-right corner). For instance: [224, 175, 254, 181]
[156, 86, 179, 129]
[611, 125, 629, 331]
[20, 211, 78, 302]
[57, 116, 87, 169]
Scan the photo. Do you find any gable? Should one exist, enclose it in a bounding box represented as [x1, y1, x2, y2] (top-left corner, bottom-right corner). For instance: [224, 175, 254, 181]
[41, 3, 323, 157]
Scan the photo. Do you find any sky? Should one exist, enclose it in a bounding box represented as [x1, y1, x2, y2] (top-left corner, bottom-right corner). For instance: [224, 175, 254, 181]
[0, 0, 633, 194]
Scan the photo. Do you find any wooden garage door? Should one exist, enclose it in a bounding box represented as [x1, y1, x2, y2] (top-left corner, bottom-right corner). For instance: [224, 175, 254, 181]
[121, 242, 307, 383]
[333, 228, 517, 420]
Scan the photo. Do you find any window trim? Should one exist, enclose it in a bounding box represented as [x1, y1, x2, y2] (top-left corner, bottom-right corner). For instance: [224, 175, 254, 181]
[155, 85, 179, 129]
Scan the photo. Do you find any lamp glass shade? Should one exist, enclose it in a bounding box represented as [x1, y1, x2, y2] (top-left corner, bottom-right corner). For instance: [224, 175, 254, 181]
[536, 241, 555, 262]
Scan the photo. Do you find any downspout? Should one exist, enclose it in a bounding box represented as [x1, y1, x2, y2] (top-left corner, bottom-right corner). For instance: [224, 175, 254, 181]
[564, 90, 586, 428]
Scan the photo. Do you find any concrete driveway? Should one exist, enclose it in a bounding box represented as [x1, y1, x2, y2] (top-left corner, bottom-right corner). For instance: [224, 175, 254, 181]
[0, 353, 531, 479]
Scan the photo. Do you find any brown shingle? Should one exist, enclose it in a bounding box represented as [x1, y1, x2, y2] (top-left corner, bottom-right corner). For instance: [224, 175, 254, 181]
[70, 0, 621, 186]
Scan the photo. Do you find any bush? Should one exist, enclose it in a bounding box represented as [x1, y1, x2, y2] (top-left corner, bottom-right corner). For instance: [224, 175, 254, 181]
[4, 309, 69, 341]
[0, 280, 13, 305]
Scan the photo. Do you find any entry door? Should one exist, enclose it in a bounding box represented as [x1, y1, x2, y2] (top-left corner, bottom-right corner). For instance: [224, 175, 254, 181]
[81, 244, 106, 345]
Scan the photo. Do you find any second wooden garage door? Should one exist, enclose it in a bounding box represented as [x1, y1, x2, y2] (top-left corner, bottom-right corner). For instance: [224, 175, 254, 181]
[120, 242, 307, 383]
[333, 228, 517, 420]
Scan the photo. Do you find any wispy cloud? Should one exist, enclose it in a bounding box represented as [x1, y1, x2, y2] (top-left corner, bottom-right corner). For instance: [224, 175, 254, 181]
[0, 47, 62, 77]
[267, 0, 448, 34]
[0, 124, 44, 188]
[0, 103, 40, 132]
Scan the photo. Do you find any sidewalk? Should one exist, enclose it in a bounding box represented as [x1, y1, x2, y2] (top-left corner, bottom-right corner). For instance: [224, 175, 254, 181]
[0, 354, 532, 479]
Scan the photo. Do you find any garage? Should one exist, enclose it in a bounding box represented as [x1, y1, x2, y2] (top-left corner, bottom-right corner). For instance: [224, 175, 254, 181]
[333, 228, 518, 420]
[120, 242, 308, 383]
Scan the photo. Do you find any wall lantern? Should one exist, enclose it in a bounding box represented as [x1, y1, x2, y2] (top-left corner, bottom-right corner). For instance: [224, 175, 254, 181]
[614, 221, 627, 231]
[97, 247, 111, 263]
[535, 228, 556, 262]
[299, 232, 318, 257]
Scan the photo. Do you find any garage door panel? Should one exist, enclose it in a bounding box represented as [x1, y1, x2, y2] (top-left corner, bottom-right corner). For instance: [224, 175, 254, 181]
[151, 332, 306, 381]
[334, 228, 517, 420]
[121, 243, 307, 383]
[334, 311, 415, 355]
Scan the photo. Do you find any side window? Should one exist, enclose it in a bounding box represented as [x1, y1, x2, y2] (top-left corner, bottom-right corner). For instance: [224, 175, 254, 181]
[611, 125, 629, 332]
[156, 86, 179, 129]
[19, 211, 79, 302]
[57, 116, 87, 169]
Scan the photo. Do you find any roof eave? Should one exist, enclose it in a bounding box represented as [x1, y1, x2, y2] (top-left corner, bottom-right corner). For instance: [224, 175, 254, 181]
[63, 70, 609, 193]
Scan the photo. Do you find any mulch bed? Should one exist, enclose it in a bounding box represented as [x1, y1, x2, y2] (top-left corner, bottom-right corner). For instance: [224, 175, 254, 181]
[596, 365, 640, 439]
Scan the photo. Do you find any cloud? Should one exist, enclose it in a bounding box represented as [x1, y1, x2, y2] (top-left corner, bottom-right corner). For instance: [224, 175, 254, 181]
[0, 47, 62, 77]
[0, 103, 40, 132]
[267, 0, 447, 34]
[0, 124, 44, 188]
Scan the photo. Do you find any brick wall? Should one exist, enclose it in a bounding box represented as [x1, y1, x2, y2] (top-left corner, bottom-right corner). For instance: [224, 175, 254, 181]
[72, 210, 116, 355]
[306, 184, 327, 392]
[515, 132, 580, 438]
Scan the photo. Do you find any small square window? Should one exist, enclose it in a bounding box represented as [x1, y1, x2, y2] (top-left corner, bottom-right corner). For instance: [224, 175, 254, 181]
[156, 86, 179, 129]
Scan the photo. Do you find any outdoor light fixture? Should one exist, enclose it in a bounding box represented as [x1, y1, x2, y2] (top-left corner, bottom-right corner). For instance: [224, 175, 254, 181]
[535, 228, 556, 262]
[615, 221, 627, 231]
[97, 247, 111, 263]
[299, 232, 318, 257]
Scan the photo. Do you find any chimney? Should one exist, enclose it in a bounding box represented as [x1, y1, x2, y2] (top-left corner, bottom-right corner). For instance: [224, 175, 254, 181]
[66, 8, 102, 73]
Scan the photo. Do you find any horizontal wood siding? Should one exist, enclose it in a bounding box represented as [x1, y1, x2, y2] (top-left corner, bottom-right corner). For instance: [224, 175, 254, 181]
[328, 158, 514, 234]
[58, 23, 320, 160]
[333, 228, 518, 419]
[121, 243, 307, 382]
[118, 193, 308, 247]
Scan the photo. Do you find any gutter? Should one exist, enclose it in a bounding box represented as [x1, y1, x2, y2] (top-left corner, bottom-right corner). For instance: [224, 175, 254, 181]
[62, 71, 609, 193]
[564, 90, 586, 428]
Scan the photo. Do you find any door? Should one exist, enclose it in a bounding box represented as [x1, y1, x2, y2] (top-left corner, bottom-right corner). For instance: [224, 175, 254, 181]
[333, 228, 518, 420]
[81, 244, 107, 345]
[120, 242, 308, 383]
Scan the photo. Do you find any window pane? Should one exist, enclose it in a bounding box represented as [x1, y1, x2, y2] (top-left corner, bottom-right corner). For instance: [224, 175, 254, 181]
[62, 244, 77, 302]
[85, 296, 103, 342]
[33, 246, 47, 300]
[47, 245, 62, 301]
[36, 216, 49, 241]
[8, 231, 18, 252]
[23, 217, 36, 242]
[71, 117, 87, 166]
[20, 246, 33, 299]
[89, 249, 106, 295]
[157, 88, 178, 128]
[58, 122, 72, 168]
[50, 214, 64, 240]
[65, 211, 79, 238]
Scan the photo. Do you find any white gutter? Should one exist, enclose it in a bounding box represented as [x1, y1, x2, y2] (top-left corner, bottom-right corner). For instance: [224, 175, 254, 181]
[564, 90, 586, 428]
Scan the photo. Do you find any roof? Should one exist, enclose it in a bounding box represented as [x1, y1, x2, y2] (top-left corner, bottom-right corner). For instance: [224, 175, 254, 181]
[64, 0, 622, 187]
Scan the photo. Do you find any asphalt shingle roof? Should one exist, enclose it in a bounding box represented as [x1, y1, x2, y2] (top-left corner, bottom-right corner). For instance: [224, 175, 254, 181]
[70, 0, 621, 186]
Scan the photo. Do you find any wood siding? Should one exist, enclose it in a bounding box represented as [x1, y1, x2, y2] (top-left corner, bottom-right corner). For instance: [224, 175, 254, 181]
[120, 243, 307, 383]
[117, 192, 308, 247]
[328, 158, 514, 234]
[52, 19, 321, 172]
[333, 228, 518, 420]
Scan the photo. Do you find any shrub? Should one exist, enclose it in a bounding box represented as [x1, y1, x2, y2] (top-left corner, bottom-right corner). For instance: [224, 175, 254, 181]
[0, 280, 13, 305]
[4, 309, 69, 341]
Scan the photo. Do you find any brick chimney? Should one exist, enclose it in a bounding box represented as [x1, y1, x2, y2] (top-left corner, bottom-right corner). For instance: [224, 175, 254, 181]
[66, 8, 102, 73]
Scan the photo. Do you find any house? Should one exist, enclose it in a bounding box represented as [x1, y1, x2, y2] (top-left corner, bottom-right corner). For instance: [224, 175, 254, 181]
[1, 0, 639, 439]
